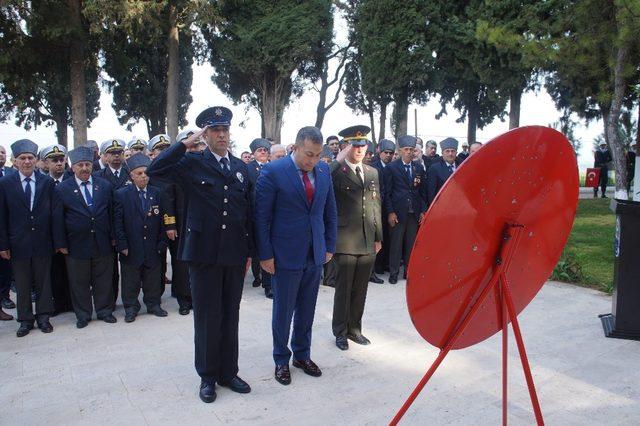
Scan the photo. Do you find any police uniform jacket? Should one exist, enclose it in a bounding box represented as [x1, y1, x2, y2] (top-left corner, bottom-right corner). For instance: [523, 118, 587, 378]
[146, 142, 252, 266]
[114, 184, 167, 268]
[160, 182, 186, 235]
[0, 171, 56, 260]
[331, 161, 382, 255]
[382, 159, 427, 223]
[53, 176, 114, 259]
[427, 159, 455, 206]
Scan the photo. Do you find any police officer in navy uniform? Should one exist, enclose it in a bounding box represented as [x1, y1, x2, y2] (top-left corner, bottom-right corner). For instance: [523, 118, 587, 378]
[127, 138, 147, 156]
[0, 139, 56, 337]
[383, 135, 427, 284]
[370, 139, 395, 281]
[114, 153, 168, 323]
[40, 145, 74, 314]
[426, 137, 459, 207]
[147, 106, 252, 403]
[246, 138, 272, 298]
[54, 147, 117, 328]
[160, 130, 200, 315]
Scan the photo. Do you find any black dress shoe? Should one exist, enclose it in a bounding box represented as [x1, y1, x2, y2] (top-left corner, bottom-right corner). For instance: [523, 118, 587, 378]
[16, 322, 33, 337]
[275, 365, 291, 385]
[38, 321, 54, 333]
[199, 382, 217, 403]
[252, 279, 261, 288]
[178, 306, 190, 315]
[76, 319, 89, 329]
[265, 287, 273, 299]
[369, 273, 384, 284]
[1, 297, 15, 309]
[149, 307, 168, 317]
[347, 333, 371, 345]
[124, 313, 136, 323]
[100, 314, 117, 323]
[218, 376, 251, 394]
[389, 275, 398, 284]
[336, 336, 349, 350]
[292, 359, 322, 377]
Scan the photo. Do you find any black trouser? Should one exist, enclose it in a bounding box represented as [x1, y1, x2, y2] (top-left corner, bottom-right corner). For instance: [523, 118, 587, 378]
[159, 251, 167, 297]
[332, 253, 375, 338]
[121, 261, 162, 315]
[112, 253, 120, 307]
[595, 166, 608, 196]
[389, 212, 419, 277]
[66, 254, 114, 322]
[169, 238, 191, 307]
[12, 257, 53, 324]
[322, 257, 337, 287]
[189, 263, 244, 385]
[51, 252, 73, 313]
[0, 258, 11, 300]
[374, 211, 391, 274]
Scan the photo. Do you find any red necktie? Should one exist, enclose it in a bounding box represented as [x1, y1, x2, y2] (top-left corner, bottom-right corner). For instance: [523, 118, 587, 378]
[302, 171, 314, 204]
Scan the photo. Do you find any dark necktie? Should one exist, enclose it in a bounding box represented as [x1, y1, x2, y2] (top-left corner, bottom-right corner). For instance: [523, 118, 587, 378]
[0, 169, 3, 178]
[81, 181, 93, 209]
[139, 189, 148, 214]
[302, 171, 314, 204]
[54, 179, 60, 186]
[448, 164, 454, 174]
[405, 164, 412, 181]
[355, 166, 363, 185]
[24, 177, 32, 210]
[114, 169, 119, 179]
[220, 157, 230, 174]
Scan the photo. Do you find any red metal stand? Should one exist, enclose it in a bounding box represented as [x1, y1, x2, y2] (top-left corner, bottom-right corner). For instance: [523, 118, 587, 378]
[390, 225, 544, 426]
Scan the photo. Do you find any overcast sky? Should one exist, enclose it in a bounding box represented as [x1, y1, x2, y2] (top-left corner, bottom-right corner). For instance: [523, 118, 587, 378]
[0, 14, 605, 171]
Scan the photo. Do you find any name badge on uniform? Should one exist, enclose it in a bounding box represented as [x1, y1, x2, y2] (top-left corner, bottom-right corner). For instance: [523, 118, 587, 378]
[150, 204, 160, 216]
[413, 175, 421, 187]
[236, 172, 244, 183]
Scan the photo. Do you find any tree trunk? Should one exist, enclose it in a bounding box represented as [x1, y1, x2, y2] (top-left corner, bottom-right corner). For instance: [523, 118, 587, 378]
[393, 94, 408, 137]
[54, 114, 68, 147]
[166, 0, 179, 142]
[314, 71, 328, 129]
[467, 98, 478, 144]
[68, 0, 87, 148]
[509, 88, 521, 129]
[605, 45, 630, 199]
[368, 105, 376, 145]
[261, 74, 285, 143]
[378, 101, 387, 141]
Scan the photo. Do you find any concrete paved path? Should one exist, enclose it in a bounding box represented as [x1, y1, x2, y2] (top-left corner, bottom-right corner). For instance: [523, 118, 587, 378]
[1, 276, 638, 425]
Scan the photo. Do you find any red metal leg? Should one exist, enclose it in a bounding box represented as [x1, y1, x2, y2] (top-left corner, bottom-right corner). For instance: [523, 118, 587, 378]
[501, 273, 545, 426]
[501, 285, 508, 426]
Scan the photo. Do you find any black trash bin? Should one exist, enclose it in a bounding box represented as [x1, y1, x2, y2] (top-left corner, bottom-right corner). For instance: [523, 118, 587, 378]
[599, 198, 640, 340]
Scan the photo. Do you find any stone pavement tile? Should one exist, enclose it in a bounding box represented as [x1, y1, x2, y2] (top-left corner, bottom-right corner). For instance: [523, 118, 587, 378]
[11, 402, 83, 426]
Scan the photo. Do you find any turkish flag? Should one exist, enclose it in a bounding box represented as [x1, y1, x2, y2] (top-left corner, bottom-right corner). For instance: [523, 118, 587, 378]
[585, 168, 601, 187]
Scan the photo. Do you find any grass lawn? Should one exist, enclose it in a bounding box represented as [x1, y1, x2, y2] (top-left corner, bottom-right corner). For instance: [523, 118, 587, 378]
[552, 198, 615, 293]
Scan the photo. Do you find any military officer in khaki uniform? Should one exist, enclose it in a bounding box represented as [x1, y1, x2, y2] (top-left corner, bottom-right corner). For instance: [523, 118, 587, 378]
[330, 125, 382, 350]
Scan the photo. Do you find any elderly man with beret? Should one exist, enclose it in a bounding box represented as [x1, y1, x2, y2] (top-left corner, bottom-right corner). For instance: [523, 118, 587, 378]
[426, 137, 459, 207]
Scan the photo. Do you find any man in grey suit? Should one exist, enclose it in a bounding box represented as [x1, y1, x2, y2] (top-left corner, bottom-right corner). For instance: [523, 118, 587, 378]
[330, 126, 382, 350]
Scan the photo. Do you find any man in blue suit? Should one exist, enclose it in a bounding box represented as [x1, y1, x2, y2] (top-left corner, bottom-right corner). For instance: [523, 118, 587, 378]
[0, 139, 56, 337]
[255, 126, 337, 386]
[147, 106, 253, 404]
[53, 147, 117, 328]
[426, 137, 459, 207]
[382, 135, 428, 284]
[114, 153, 168, 323]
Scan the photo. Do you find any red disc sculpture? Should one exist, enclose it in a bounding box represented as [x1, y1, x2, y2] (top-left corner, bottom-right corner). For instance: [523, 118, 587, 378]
[391, 126, 579, 425]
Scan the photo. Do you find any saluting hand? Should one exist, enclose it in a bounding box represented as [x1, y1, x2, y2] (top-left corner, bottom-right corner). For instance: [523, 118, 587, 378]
[183, 127, 207, 149]
[336, 144, 351, 163]
[0, 250, 10, 260]
[166, 230, 177, 241]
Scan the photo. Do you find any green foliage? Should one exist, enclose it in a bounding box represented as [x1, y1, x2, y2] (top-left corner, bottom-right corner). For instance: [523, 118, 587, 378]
[86, 0, 197, 135]
[0, 1, 100, 144]
[203, 0, 333, 121]
[550, 112, 583, 155]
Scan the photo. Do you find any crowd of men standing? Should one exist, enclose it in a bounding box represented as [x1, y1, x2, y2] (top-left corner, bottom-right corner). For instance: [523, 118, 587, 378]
[0, 106, 480, 404]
